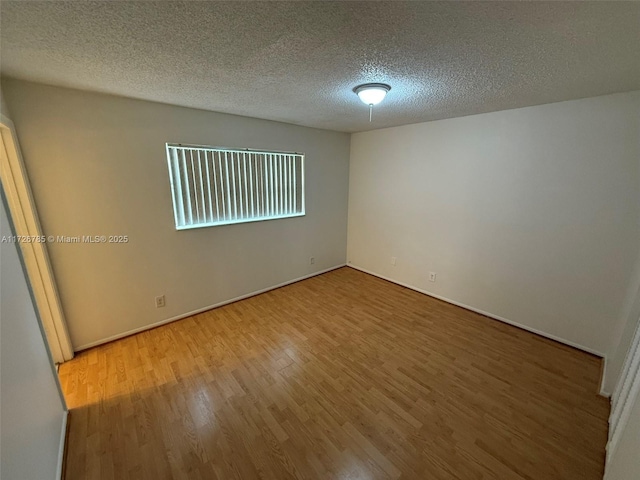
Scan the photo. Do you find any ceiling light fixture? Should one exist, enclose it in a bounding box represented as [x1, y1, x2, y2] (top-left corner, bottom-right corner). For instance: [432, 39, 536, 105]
[353, 83, 391, 122]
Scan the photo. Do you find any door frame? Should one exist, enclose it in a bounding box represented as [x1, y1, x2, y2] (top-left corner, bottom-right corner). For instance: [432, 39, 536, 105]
[0, 113, 74, 363]
[607, 316, 640, 465]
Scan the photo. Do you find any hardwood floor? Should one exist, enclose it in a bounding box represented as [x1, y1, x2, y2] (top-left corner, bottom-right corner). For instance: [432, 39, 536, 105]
[58, 267, 609, 480]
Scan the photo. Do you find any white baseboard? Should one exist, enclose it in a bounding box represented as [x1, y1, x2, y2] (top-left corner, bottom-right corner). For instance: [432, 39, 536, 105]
[600, 356, 612, 398]
[348, 264, 609, 380]
[56, 410, 68, 480]
[74, 264, 346, 351]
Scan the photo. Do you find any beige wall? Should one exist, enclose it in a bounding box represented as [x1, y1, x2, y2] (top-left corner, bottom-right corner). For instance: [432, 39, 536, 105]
[348, 91, 640, 359]
[2, 79, 350, 349]
[1, 189, 67, 479]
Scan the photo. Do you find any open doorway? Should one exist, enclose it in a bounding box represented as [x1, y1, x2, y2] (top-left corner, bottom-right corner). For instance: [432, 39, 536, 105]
[0, 112, 74, 364]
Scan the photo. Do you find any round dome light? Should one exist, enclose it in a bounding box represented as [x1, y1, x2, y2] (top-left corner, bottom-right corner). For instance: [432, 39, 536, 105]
[353, 83, 391, 106]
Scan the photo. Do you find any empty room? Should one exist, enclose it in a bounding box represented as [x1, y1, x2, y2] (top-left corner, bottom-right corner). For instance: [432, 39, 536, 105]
[1, 1, 640, 479]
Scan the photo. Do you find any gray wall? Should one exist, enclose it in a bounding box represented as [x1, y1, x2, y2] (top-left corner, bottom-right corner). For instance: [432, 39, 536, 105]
[604, 260, 640, 478]
[604, 262, 640, 394]
[348, 91, 640, 359]
[605, 386, 640, 480]
[0, 87, 10, 119]
[1, 188, 66, 479]
[2, 79, 350, 349]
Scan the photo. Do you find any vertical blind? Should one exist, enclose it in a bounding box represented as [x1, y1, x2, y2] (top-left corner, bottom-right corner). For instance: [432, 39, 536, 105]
[166, 144, 305, 229]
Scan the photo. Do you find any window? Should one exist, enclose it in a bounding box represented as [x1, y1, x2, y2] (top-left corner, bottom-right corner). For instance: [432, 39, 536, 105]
[166, 143, 305, 230]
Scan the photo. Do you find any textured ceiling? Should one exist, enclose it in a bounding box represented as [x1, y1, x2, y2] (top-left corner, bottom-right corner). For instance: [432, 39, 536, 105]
[1, 1, 639, 133]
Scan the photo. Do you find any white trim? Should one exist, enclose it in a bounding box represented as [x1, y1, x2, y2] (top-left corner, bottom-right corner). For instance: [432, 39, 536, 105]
[348, 264, 607, 359]
[0, 115, 74, 363]
[75, 264, 346, 351]
[167, 143, 302, 156]
[606, 316, 640, 464]
[56, 410, 68, 480]
[175, 212, 305, 230]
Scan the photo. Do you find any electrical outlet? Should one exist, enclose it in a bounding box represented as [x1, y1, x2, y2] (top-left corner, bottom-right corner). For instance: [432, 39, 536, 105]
[391, 256, 397, 266]
[309, 257, 315, 265]
[429, 272, 437, 282]
[155, 295, 165, 308]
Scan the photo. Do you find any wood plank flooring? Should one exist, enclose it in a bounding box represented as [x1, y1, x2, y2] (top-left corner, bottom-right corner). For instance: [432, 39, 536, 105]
[58, 267, 609, 480]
